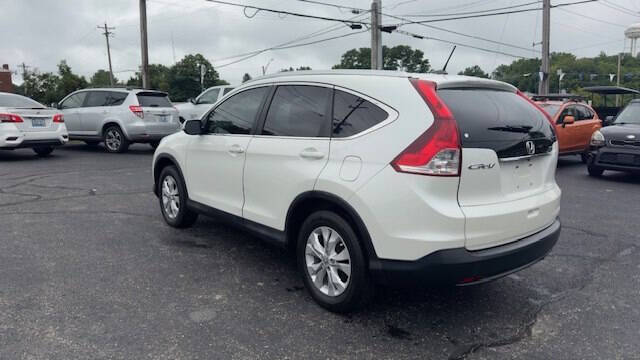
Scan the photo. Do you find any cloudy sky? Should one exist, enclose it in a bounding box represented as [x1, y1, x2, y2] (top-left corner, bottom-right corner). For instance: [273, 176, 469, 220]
[0, 0, 636, 86]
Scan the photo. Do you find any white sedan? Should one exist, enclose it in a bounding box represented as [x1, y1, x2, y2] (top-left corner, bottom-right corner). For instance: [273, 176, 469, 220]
[0, 92, 68, 156]
[174, 85, 235, 123]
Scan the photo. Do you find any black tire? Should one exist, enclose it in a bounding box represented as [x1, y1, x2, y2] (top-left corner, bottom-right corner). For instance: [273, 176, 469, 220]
[158, 166, 198, 228]
[150, 141, 160, 149]
[588, 164, 604, 177]
[85, 141, 99, 147]
[33, 146, 54, 157]
[580, 153, 589, 164]
[103, 125, 130, 153]
[297, 210, 374, 313]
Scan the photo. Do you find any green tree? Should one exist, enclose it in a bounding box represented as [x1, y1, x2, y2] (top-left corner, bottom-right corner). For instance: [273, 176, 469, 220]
[90, 69, 118, 87]
[242, 73, 252, 83]
[57, 60, 88, 97]
[280, 66, 313, 72]
[458, 65, 489, 78]
[22, 71, 61, 105]
[126, 64, 171, 92]
[333, 46, 430, 72]
[168, 54, 227, 102]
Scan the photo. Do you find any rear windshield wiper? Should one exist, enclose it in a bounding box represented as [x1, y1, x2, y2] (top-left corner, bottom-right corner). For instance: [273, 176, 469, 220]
[487, 125, 533, 133]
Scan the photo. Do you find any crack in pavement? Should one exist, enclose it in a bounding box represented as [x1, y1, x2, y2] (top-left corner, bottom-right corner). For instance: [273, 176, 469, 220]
[0, 189, 151, 208]
[453, 243, 639, 360]
[0, 209, 156, 218]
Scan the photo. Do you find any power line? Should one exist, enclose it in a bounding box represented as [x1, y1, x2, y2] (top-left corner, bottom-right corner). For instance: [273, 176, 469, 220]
[393, 29, 527, 59]
[203, 0, 369, 25]
[556, 6, 628, 27]
[598, 0, 640, 16]
[214, 29, 369, 68]
[397, 0, 542, 17]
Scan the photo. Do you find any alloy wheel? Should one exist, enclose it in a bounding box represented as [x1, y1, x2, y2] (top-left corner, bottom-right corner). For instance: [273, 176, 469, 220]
[305, 226, 352, 297]
[161, 175, 180, 219]
[105, 129, 122, 151]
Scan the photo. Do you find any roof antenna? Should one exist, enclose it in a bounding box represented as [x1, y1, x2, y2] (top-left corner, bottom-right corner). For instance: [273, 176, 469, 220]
[432, 46, 456, 75]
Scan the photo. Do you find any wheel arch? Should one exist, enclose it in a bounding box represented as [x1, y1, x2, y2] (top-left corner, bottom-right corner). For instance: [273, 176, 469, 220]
[153, 153, 188, 197]
[101, 120, 129, 139]
[284, 191, 378, 262]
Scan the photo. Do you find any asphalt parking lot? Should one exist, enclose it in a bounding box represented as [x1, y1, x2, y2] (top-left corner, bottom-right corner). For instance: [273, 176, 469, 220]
[1, 143, 639, 360]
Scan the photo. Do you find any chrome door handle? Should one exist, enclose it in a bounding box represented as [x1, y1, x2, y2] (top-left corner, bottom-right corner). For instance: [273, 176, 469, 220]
[228, 145, 245, 154]
[300, 148, 325, 160]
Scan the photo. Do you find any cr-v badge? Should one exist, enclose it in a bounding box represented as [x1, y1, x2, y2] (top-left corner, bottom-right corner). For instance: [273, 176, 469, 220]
[468, 163, 496, 170]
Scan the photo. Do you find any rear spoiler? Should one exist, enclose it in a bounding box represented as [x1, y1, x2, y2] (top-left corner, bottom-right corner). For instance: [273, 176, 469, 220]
[435, 79, 517, 93]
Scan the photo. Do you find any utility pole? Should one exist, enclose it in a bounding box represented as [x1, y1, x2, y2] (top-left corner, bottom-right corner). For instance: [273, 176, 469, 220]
[616, 52, 623, 106]
[139, 0, 150, 89]
[18, 62, 30, 96]
[98, 23, 115, 86]
[538, 0, 550, 94]
[370, 0, 382, 70]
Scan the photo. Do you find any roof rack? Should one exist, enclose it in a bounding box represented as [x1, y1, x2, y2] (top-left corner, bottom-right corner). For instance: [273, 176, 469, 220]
[530, 93, 585, 102]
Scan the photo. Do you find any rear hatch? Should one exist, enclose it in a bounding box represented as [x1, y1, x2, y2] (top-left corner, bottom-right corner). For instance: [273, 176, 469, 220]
[6, 108, 62, 133]
[136, 91, 179, 134]
[437, 86, 560, 250]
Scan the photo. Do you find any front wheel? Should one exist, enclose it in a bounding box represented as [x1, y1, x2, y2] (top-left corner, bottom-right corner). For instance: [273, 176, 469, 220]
[33, 146, 54, 157]
[580, 153, 589, 164]
[588, 165, 604, 177]
[297, 211, 373, 313]
[103, 126, 130, 153]
[158, 166, 198, 228]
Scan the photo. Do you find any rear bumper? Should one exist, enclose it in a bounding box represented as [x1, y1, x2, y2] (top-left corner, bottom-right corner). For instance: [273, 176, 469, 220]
[370, 218, 560, 286]
[0, 125, 68, 149]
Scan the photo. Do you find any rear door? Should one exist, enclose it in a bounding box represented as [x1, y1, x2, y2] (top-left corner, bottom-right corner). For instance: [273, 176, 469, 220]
[136, 92, 179, 135]
[81, 91, 110, 134]
[437, 88, 560, 250]
[242, 84, 332, 230]
[59, 92, 87, 134]
[575, 105, 601, 151]
[185, 86, 270, 216]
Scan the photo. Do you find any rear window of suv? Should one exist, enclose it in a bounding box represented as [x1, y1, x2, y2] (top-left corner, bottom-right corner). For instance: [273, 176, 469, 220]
[438, 89, 555, 157]
[137, 92, 172, 107]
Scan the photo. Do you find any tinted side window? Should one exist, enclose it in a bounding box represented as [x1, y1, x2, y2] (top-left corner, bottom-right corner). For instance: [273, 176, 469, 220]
[198, 89, 220, 104]
[262, 85, 331, 137]
[61, 92, 87, 109]
[332, 90, 388, 137]
[558, 106, 575, 124]
[205, 87, 269, 135]
[105, 92, 128, 106]
[576, 106, 593, 121]
[84, 92, 108, 107]
[223, 87, 235, 95]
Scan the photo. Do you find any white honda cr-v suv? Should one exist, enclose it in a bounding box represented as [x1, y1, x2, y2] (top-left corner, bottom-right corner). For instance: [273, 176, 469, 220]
[152, 70, 561, 312]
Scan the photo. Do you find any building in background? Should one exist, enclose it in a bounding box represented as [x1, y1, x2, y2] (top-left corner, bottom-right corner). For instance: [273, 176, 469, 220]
[0, 64, 14, 93]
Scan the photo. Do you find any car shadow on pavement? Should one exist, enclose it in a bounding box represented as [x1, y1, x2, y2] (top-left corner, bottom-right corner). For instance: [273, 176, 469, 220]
[62, 142, 156, 155]
[0, 149, 61, 162]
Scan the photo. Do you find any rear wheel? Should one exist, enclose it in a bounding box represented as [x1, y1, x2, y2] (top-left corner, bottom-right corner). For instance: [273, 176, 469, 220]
[158, 166, 198, 228]
[103, 126, 130, 153]
[33, 146, 54, 157]
[297, 211, 373, 313]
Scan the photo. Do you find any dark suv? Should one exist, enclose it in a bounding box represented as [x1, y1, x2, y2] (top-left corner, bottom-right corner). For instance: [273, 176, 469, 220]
[587, 99, 640, 176]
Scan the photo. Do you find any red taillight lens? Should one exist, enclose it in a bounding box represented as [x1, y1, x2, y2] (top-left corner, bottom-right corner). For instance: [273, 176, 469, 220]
[391, 79, 461, 176]
[129, 105, 144, 119]
[0, 113, 24, 123]
[52, 114, 64, 123]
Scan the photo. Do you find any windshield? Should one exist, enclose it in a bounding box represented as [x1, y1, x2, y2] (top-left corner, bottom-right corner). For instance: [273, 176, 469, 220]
[0, 93, 45, 108]
[614, 102, 640, 125]
[537, 103, 562, 117]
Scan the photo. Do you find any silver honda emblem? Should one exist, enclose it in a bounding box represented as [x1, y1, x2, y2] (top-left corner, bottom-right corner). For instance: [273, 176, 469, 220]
[627, 134, 636, 140]
[525, 141, 535, 155]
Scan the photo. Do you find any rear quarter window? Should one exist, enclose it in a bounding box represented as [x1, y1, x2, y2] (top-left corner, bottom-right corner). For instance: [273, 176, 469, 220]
[332, 90, 388, 138]
[137, 92, 172, 107]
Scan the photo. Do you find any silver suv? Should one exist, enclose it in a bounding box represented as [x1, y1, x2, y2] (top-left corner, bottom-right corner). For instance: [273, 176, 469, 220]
[56, 88, 180, 153]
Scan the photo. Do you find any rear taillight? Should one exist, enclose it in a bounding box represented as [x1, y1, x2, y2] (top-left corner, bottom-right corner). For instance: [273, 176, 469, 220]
[53, 114, 64, 123]
[391, 79, 461, 176]
[0, 113, 24, 123]
[129, 105, 144, 119]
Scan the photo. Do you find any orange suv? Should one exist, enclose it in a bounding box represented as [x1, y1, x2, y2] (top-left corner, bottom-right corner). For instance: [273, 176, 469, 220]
[534, 95, 602, 163]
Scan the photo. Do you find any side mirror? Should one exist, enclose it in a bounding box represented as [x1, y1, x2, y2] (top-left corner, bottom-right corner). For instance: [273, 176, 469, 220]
[50, 102, 59, 109]
[183, 119, 203, 135]
[563, 115, 575, 126]
[604, 116, 615, 125]
[188, 98, 196, 105]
